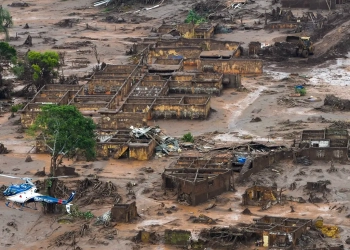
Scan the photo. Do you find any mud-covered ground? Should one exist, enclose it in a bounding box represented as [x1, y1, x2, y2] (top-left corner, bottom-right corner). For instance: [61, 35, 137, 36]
[1, 0, 350, 249]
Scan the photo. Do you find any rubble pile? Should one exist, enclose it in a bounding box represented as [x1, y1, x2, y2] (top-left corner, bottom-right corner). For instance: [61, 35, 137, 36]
[296, 156, 312, 166]
[329, 120, 350, 129]
[130, 126, 180, 155]
[50, 178, 121, 206]
[54, 19, 80, 28]
[52, 41, 93, 49]
[324, 95, 350, 111]
[74, 178, 121, 206]
[0, 143, 9, 154]
[0, 78, 14, 99]
[277, 96, 307, 108]
[189, 214, 217, 224]
[199, 226, 246, 247]
[104, 16, 125, 23]
[261, 42, 297, 59]
[55, 231, 79, 247]
[8, 2, 29, 7]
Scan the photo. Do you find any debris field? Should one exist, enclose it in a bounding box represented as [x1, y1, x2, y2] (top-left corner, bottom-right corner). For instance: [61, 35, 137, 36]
[1, 0, 350, 249]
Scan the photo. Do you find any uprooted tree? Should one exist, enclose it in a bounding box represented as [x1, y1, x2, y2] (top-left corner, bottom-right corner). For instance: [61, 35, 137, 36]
[28, 105, 96, 212]
[0, 6, 13, 41]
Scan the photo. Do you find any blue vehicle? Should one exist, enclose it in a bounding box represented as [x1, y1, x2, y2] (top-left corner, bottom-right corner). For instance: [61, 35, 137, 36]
[0, 174, 75, 213]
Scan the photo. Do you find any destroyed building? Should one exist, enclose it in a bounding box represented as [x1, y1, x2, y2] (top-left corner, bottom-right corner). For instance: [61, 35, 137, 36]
[20, 19, 265, 161]
[162, 168, 233, 205]
[37, 126, 179, 160]
[199, 216, 313, 249]
[242, 184, 306, 210]
[235, 142, 293, 179]
[20, 64, 213, 130]
[157, 23, 216, 39]
[297, 129, 349, 162]
[110, 201, 138, 223]
[242, 185, 278, 207]
[248, 216, 312, 248]
[169, 155, 232, 169]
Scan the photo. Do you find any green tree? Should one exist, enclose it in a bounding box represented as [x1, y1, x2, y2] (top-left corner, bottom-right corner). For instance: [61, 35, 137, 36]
[0, 42, 16, 60]
[0, 6, 13, 41]
[27, 51, 60, 86]
[28, 105, 96, 176]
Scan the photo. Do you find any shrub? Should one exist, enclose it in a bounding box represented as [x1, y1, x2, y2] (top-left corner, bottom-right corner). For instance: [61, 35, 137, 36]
[295, 87, 306, 96]
[70, 205, 94, 219]
[184, 10, 206, 24]
[0, 42, 16, 60]
[10, 103, 24, 113]
[182, 132, 194, 143]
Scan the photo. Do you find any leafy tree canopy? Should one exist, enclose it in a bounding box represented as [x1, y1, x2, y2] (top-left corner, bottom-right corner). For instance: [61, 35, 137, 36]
[27, 51, 60, 71]
[0, 42, 16, 60]
[28, 105, 96, 175]
[25, 51, 60, 83]
[0, 7, 13, 40]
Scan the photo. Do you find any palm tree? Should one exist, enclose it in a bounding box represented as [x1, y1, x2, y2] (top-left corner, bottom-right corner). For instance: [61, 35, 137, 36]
[0, 6, 13, 41]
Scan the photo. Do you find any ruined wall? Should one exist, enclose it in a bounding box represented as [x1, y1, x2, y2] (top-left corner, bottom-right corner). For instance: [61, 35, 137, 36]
[71, 95, 112, 111]
[242, 186, 277, 206]
[265, 23, 298, 29]
[36, 136, 48, 153]
[157, 38, 240, 52]
[193, 26, 215, 39]
[96, 143, 129, 159]
[34, 90, 68, 103]
[21, 109, 41, 128]
[103, 64, 138, 73]
[110, 202, 138, 222]
[172, 156, 231, 169]
[153, 58, 183, 65]
[99, 112, 146, 129]
[86, 79, 125, 95]
[190, 171, 232, 205]
[59, 90, 77, 105]
[177, 23, 197, 38]
[148, 47, 203, 63]
[168, 80, 222, 95]
[239, 150, 294, 180]
[298, 147, 348, 162]
[176, 23, 213, 39]
[128, 139, 156, 161]
[151, 96, 211, 119]
[197, 59, 263, 75]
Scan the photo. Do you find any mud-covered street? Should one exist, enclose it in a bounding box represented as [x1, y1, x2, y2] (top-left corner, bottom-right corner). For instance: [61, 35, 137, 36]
[1, 0, 350, 249]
